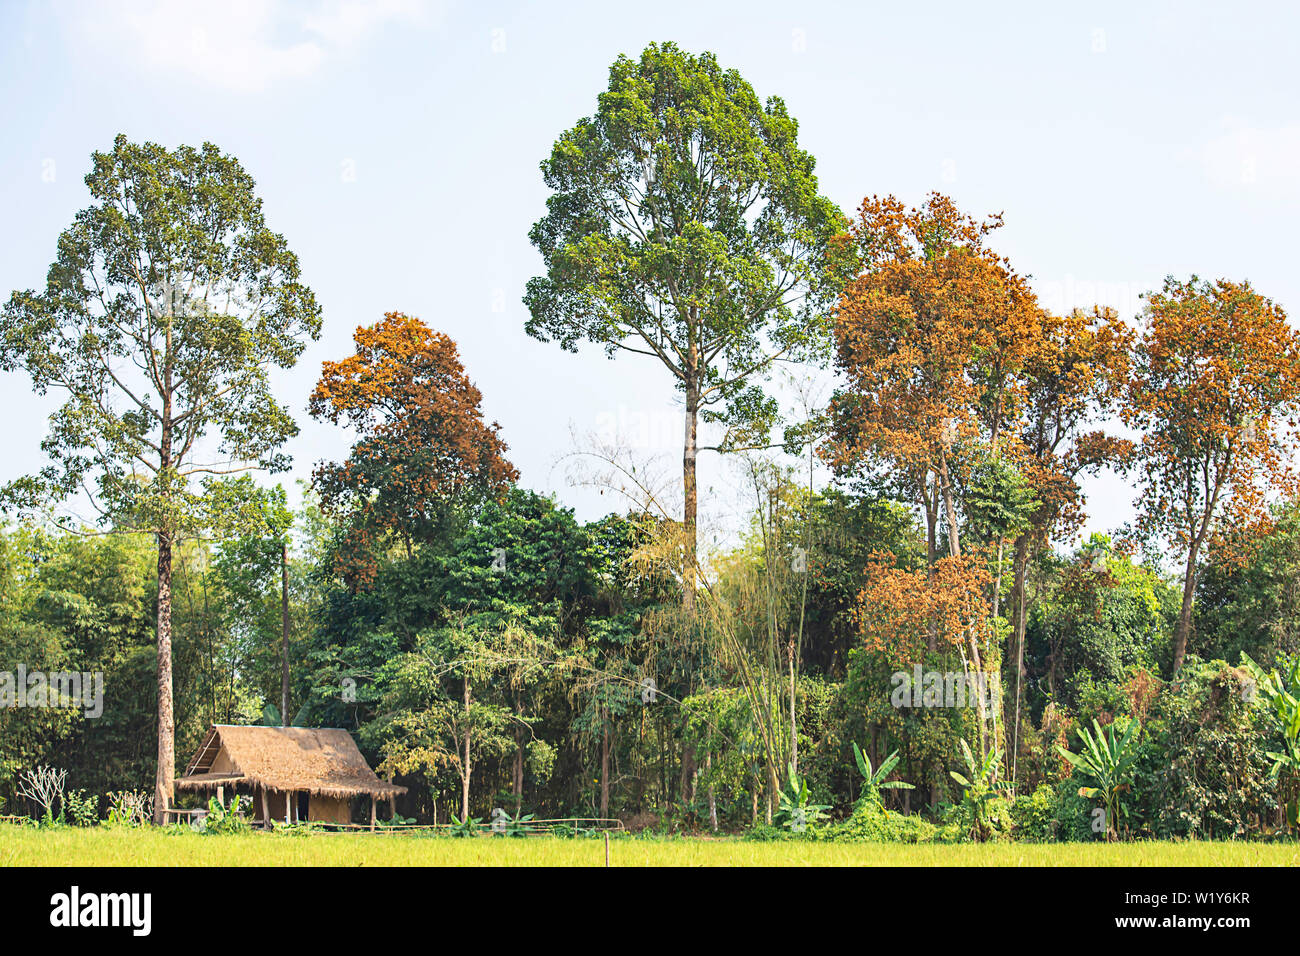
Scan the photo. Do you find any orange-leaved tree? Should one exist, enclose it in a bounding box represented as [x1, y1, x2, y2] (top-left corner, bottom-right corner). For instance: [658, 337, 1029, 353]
[1004, 306, 1134, 777]
[854, 551, 994, 664]
[1124, 277, 1300, 672]
[825, 193, 1041, 746]
[826, 194, 1040, 563]
[309, 312, 518, 586]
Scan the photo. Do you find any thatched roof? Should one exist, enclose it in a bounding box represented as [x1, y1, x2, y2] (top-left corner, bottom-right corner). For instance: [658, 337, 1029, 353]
[176, 725, 405, 799]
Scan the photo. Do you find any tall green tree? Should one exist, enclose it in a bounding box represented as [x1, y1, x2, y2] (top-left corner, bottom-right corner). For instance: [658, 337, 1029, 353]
[525, 42, 844, 613]
[0, 135, 321, 820]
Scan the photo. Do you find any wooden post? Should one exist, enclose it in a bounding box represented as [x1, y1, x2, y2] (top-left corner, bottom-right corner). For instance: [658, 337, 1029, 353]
[216, 785, 224, 807]
[604, 831, 610, 867]
[370, 795, 376, 832]
[260, 787, 270, 829]
[286, 791, 292, 826]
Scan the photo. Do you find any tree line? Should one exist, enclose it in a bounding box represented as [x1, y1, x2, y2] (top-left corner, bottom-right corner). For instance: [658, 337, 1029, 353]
[2, 43, 1297, 839]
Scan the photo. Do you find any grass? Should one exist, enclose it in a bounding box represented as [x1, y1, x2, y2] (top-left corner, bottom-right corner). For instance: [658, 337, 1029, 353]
[3, 824, 1297, 866]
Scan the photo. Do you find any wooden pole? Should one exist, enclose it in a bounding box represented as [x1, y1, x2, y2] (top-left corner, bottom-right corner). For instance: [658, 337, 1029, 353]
[260, 787, 270, 829]
[370, 795, 376, 832]
[604, 831, 609, 867]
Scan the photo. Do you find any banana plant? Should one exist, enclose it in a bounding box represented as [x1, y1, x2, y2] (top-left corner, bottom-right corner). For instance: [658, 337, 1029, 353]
[949, 738, 1005, 841]
[1056, 716, 1141, 841]
[1241, 653, 1300, 832]
[852, 742, 915, 807]
[775, 762, 831, 834]
[448, 812, 482, 837]
[505, 810, 536, 838]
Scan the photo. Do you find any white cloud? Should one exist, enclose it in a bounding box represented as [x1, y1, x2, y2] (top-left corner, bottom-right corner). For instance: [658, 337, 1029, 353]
[54, 0, 439, 93]
[1200, 118, 1300, 200]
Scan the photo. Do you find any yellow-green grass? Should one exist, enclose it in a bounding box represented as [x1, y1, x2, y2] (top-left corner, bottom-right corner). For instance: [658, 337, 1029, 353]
[2, 825, 1296, 866]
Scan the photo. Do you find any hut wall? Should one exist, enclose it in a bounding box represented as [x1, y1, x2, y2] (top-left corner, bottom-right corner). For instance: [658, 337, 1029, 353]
[265, 789, 291, 822]
[309, 795, 351, 825]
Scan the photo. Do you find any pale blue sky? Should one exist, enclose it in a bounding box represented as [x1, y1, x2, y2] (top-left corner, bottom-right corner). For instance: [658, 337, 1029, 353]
[3, 0, 1298, 550]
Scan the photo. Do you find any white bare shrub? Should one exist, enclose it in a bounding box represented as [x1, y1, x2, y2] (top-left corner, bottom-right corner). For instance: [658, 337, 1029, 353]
[17, 764, 68, 822]
[106, 789, 154, 827]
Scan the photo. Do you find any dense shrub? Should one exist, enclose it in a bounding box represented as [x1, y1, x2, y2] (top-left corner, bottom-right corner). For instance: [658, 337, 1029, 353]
[1051, 777, 1100, 842]
[938, 794, 1013, 843]
[828, 799, 937, 843]
[1010, 784, 1058, 841]
[1138, 658, 1279, 839]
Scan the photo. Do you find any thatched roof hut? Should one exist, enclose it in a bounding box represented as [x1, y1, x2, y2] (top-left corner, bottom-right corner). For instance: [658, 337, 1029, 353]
[176, 725, 404, 827]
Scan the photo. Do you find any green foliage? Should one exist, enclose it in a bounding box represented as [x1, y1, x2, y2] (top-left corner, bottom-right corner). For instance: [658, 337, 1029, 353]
[947, 739, 1008, 842]
[0, 134, 320, 534]
[839, 647, 969, 808]
[202, 795, 252, 835]
[1026, 539, 1172, 714]
[0, 526, 160, 803]
[851, 742, 914, 807]
[829, 800, 937, 843]
[790, 491, 923, 678]
[1137, 659, 1279, 839]
[774, 762, 831, 834]
[501, 810, 536, 838]
[1240, 652, 1299, 832]
[1241, 652, 1300, 795]
[1196, 506, 1300, 666]
[964, 456, 1037, 544]
[64, 789, 99, 828]
[448, 813, 482, 838]
[1057, 716, 1141, 840]
[1051, 776, 1100, 842]
[525, 42, 845, 452]
[1009, 784, 1059, 841]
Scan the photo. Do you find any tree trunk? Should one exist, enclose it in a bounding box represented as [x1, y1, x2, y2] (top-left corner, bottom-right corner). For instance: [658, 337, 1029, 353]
[938, 451, 961, 558]
[462, 673, 472, 820]
[707, 749, 718, 832]
[679, 741, 696, 808]
[676, 373, 701, 809]
[513, 724, 525, 815]
[153, 529, 175, 824]
[789, 639, 798, 775]
[682, 377, 699, 617]
[765, 761, 778, 824]
[600, 707, 610, 818]
[992, 534, 1004, 620]
[1173, 547, 1198, 672]
[924, 490, 938, 652]
[1008, 535, 1030, 785]
[280, 541, 290, 726]
[153, 316, 176, 826]
[967, 629, 988, 756]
